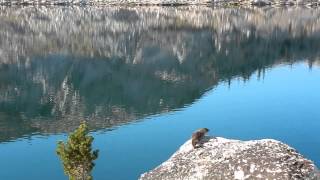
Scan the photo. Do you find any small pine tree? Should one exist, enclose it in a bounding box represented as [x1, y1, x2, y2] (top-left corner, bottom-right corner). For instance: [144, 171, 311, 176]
[56, 122, 99, 180]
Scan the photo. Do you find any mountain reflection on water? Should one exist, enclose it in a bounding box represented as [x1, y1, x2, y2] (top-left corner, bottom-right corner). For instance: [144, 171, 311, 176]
[0, 6, 320, 142]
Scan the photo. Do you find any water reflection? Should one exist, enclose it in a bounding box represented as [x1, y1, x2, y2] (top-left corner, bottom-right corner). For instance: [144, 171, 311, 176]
[0, 6, 320, 142]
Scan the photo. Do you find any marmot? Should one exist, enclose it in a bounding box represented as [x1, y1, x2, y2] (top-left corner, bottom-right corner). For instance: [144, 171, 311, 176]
[191, 128, 209, 148]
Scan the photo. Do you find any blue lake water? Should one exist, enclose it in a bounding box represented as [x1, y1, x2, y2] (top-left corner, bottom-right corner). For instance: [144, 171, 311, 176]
[0, 6, 319, 180]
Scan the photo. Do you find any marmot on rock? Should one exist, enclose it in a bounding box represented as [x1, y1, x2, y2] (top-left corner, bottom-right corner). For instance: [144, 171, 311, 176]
[191, 128, 209, 148]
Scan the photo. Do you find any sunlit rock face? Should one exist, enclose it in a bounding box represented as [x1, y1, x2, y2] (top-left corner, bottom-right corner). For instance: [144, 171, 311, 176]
[0, 0, 212, 5]
[1, 6, 320, 141]
[140, 137, 320, 180]
[0, 0, 319, 5]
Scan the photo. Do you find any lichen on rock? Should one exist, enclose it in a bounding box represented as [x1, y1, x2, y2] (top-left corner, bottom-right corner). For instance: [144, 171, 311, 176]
[140, 137, 319, 180]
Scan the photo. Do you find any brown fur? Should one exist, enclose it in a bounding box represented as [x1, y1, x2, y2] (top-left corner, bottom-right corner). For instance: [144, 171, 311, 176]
[191, 128, 209, 148]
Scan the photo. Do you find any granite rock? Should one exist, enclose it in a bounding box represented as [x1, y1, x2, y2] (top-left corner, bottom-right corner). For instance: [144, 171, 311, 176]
[140, 137, 319, 180]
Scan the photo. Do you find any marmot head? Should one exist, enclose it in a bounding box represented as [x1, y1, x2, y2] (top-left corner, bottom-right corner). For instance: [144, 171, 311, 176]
[202, 128, 209, 133]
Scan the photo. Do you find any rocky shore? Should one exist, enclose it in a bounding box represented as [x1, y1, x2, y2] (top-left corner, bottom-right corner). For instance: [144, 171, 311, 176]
[0, 0, 319, 6]
[140, 137, 320, 180]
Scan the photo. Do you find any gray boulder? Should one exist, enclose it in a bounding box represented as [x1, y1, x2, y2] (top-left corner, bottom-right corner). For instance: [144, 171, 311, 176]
[140, 137, 319, 180]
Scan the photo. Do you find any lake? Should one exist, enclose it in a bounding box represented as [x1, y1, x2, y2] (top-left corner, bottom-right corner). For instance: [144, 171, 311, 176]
[0, 6, 319, 180]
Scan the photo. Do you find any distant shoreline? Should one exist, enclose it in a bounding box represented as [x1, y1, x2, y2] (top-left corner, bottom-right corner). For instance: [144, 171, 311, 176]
[0, 0, 319, 7]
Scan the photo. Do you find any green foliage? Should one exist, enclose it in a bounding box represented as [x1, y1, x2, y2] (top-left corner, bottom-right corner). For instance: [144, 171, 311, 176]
[56, 122, 99, 180]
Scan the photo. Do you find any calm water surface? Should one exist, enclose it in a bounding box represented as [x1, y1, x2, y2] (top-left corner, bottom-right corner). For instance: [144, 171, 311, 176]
[0, 6, 319, 180]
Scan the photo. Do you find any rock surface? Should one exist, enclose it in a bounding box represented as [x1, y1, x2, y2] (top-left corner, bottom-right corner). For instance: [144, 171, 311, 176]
[0, 0, 319, 6]
[140, 137, 319, 180]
